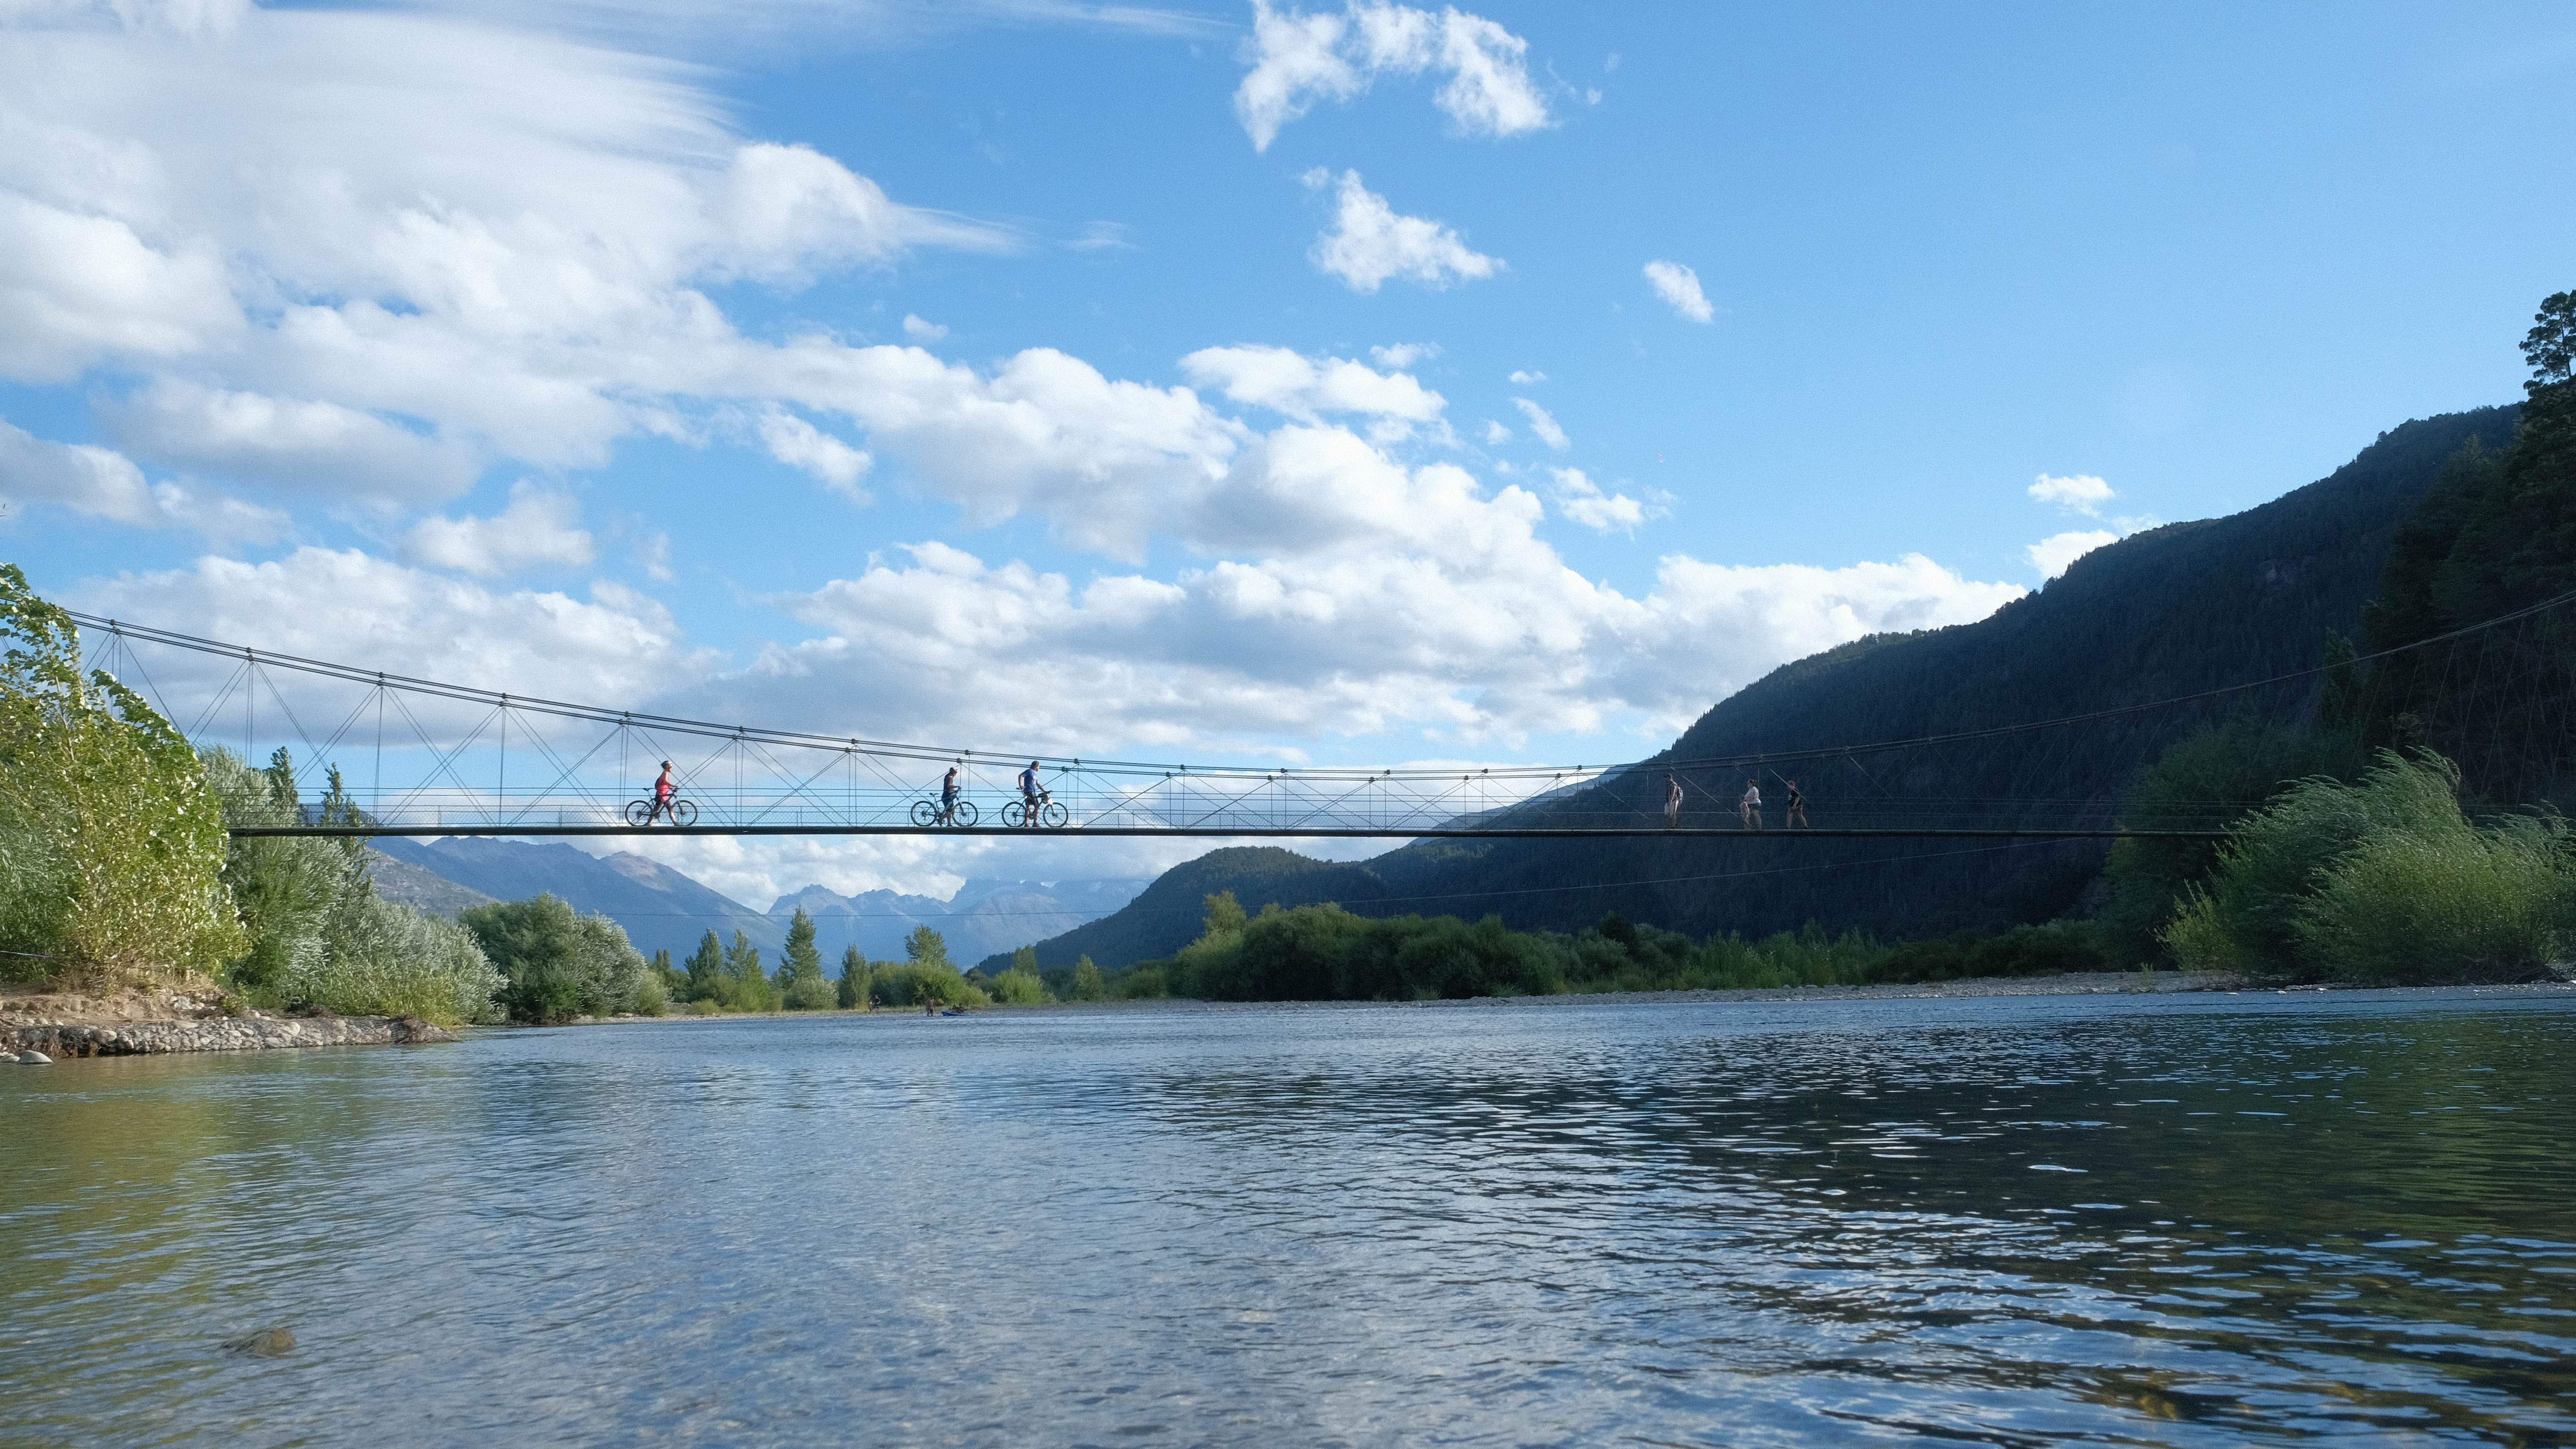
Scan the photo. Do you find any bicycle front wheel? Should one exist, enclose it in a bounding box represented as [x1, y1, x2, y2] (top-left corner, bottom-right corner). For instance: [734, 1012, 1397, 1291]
[670, 799, 699, 826]
[1040, 801, 1068, 829]
[910, 799, 940, 828]
[1000, 801, 1028, 828]
[625, 800, 654, 827]
[951, 800, 979, 827]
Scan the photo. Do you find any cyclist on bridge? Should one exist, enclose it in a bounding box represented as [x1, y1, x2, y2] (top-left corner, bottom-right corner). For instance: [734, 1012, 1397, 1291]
[941, 766, 961, 823]
[651, 761, 677, 823]
[1018, 761, 1045, 828]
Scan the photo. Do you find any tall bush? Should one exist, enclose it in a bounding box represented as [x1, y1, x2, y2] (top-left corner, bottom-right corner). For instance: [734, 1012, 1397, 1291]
[0, 564, 244, 982]
[2165, 750, 2573, 982]
[461, 893, 655, 1023]
[203, 747, 502, 1025]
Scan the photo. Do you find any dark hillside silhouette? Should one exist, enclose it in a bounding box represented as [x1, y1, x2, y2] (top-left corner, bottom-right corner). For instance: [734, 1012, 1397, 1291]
[1027, 405, 2518, 965]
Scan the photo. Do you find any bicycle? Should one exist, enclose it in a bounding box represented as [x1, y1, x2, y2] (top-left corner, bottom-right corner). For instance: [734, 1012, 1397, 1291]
[1001, 790, 1068, 829]
[909, 796, 980, 828]
[625, 795, 698, 827]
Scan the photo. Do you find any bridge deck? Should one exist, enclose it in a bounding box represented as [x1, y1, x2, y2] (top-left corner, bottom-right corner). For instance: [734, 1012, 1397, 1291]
[231, 825, 2224, 840]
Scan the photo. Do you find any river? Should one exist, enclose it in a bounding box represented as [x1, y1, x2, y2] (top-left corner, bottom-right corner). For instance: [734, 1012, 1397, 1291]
[3, 988, 2570, 1446]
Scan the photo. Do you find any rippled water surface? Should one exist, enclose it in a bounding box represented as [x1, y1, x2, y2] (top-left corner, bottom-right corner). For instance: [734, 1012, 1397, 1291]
[4, 989, 2573, 1447]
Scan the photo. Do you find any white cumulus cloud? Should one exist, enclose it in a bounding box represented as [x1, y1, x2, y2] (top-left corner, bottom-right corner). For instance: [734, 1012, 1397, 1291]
[2026, 529, 2120, 581]
[0, 5, 1012, 510]
[0, 415, 287, 541]
[1548, 467, 1648, 534]
[1180, 345, 1445, 428]
[403, 481, 597, 576]
[2028, 472, 2115, 514]
[1234, 0, 1550, 152]
[1303, 169, 1500, 293]
[756, 408, 873, 499]
[902, 314, 948, 342]
[70, 545, 699, 738]
[1643, 259, 1713, 323]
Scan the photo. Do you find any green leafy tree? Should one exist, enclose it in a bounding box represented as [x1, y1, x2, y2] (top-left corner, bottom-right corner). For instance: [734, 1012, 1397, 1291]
[988, 943, 1048, 1004]
[1201, 891, 1247, 939]
[1070, 955, 1104, 1001]
[904, 924, 951, 968]
[459, 894, 653, 1023]
[0, 564, 245, 982]
[202, 746, 500, 1024]
[836, 944, 869, 1009]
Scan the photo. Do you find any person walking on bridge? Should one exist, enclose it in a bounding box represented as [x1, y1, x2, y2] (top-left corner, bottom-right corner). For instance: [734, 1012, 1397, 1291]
[650, 760, 677, 823]
[1740, 778, 1764, 831]
[1663, 773, 1684, 829]
[941, 766, 961, 824]
[1018, 760, 1045, 829]
[1784, 778, 1808, 829]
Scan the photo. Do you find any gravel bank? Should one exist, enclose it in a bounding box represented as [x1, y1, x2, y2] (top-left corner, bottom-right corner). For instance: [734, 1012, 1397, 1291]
[7, 1014, 457, 1057]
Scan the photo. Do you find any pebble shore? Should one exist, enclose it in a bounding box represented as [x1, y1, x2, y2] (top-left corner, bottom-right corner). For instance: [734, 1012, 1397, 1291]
[7, 1014, 457, 1058]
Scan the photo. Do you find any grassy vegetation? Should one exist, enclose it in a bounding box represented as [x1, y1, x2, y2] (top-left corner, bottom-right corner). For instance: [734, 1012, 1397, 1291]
[2164, 751, 2573, 984]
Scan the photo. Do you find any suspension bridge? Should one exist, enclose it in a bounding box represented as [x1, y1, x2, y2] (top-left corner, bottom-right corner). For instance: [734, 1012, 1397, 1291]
[59, 588, 2576, 844]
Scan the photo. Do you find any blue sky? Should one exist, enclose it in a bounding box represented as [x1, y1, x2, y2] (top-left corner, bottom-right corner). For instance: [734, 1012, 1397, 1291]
[4, 0, 2571, 900]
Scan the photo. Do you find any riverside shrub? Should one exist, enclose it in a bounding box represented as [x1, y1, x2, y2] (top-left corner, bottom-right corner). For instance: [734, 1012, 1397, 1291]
[0, 564, 245, 983]
[2164, 750, 2573, 982]
[462, 893, 656, 1023]
[205, 747, 503, 1026]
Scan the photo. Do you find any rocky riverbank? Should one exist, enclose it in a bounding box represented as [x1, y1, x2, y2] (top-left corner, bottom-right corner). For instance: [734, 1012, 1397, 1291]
[8, 1013, 457, 1057]
[2, 984, 458, 1057]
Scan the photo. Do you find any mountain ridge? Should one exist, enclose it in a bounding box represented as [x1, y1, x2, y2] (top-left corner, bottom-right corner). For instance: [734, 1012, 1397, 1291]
[1016, 403, 2520, 966]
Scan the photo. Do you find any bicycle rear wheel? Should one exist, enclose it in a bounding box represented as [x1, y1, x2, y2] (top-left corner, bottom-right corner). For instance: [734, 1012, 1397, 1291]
[952, 800, 979, 827]
[1040, 801, 1068, 829]
[910, 799, 940, 828]
[625, 799, 654, 827]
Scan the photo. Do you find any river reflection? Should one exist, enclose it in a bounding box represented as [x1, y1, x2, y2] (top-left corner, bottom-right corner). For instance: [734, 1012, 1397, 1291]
[3, 990, 2570, 1446]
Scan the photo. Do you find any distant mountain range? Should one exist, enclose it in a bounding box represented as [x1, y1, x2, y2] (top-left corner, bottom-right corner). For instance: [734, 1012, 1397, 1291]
[365, 835, 1146, 966]
[1013, 404, 2520, 967]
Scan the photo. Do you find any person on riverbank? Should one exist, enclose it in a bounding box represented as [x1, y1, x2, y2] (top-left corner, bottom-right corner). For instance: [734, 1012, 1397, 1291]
[1785, 778, 1808, 829]
[1741, 778, 1763, 830]
[1663, 773, 1683, 829]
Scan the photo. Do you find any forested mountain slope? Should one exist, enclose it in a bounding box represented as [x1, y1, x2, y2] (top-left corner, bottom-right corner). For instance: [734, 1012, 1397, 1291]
[1032, 405, 2517, 966]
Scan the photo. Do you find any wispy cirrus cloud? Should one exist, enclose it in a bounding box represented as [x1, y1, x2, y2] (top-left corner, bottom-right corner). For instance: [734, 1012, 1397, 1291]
[1234, 0, 1550, 151]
